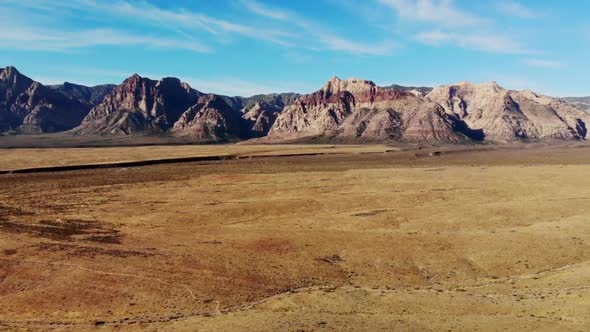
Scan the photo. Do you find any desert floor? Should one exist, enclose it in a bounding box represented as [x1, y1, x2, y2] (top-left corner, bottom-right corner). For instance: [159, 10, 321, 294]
[0, 143, 589, 331]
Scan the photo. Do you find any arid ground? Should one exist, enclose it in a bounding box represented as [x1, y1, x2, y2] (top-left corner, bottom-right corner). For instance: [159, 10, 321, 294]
[1, 143, 589, 331]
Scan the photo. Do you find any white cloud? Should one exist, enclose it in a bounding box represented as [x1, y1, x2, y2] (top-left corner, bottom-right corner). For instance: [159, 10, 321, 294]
[239, 0, 397, 55]
[91, 0, 294, 45]
[0, 25, 212, 53]
[497, 1, 540, 19]
[378, 0, 532, 54]
[414, 30, 531, 54]
[238, 0, 289, 20]
[378, 0, 486, 27]
[522, 58, 565, 69]
[0, 0, 296, 52]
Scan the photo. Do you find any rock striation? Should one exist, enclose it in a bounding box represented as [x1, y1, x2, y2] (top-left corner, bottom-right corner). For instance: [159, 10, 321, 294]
[427, 82, 590, 141]
[75, 74, 201, 135]
[268, 77, 467, 142]
[74, 75, 296, 139]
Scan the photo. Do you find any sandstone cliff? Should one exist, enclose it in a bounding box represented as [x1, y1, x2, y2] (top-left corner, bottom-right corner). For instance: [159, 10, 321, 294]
[268, 77, 466, 143]
[427, 82, 590, 141]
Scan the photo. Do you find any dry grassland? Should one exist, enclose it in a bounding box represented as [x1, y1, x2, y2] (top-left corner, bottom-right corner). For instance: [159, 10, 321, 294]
[0, 143, 589, 331]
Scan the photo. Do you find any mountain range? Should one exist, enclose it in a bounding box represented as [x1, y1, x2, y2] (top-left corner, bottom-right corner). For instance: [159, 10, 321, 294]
[1, 66, 588, 143]
[564, 97, 590, 111]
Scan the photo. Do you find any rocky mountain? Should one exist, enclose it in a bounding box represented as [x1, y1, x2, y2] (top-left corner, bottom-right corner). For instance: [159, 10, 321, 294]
[172, 93, 293, 140]
[564, 97, 590, 111]
[74, 74, 202, 135]
[0, 66, 93, 133]
[48, 82, 115, 106]
[73, 73, 297, 139]
[427, 82, 590, 141]
[384, 84, 433, 97]
[172, 94, 248, 140]
[1, 66, 589, 144]
[267, 77, 468, 143]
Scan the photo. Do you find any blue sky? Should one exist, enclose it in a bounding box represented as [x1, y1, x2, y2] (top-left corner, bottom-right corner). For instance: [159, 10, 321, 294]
[0, 0, 588, 97]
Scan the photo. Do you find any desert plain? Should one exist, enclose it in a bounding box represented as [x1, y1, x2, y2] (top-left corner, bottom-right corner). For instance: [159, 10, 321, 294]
[0, 143, 589, 331]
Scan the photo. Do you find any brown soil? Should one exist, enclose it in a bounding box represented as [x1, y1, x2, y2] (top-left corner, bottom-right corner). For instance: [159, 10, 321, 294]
[0, 143, 589, 331]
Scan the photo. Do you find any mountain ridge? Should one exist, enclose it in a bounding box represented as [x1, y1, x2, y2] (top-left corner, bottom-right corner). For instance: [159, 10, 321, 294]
[1, 66, 588, 143]
[564, 97, 590, 111]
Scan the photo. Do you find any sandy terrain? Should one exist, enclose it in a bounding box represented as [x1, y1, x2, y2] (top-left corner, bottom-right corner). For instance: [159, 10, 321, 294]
[0, 144, 398, 172]
[0, 143, 589, 331]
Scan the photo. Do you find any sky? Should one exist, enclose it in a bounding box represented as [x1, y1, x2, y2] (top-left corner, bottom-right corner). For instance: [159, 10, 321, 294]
[0, 0, 588, 97]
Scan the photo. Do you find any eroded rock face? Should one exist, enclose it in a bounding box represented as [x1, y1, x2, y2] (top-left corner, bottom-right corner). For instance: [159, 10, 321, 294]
[172, 94, 248, 140]
[268, 77, 466, 143]
[0, 66, 92, 133]
[77, 74, 201, 134]
[427, 82, 590, 141]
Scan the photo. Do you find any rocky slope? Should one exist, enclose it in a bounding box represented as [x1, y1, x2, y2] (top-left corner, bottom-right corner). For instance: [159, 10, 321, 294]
[172, 94, 290, 140]
[172, 94, 248, 140]
[75, 74, 201, 135]
[0, 66, 92, 133]
[74, 75, 296, 139]
[427, 82, 590, 141]
[267, 77, 468, 143]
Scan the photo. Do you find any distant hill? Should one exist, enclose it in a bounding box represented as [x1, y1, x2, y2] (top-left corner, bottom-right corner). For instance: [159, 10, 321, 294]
[564, 97, 590, 111]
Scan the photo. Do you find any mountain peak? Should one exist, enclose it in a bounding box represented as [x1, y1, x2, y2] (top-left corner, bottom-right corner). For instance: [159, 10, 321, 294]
[1, 66, 21, 80]
[124, 73, 144, 83]
[323, 77, 376, 95]
[329, 75, 341, 82]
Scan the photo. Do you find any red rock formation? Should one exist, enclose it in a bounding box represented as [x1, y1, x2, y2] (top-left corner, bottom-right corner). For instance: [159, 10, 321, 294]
[268, 77, 466, 143]
[78, 74, 200, 134]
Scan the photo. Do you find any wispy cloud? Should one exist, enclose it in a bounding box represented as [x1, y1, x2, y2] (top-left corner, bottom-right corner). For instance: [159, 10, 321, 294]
[378, 0, 532, 54]
[0, 0, 295, 52]
[239, 0, 397, 55]
[378, 0, 486, 27]
[238, 0, 289, 20]
[0, 1, 215, 53]
[497, 1, 540, 19]
[522, 58, 566, 69]
[415, 30, 531, 54]
[83, 0, 295, 46]
[0, 25, 212, 53]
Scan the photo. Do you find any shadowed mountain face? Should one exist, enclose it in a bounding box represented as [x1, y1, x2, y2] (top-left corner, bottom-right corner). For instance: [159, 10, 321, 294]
[48, 82, 116, 106]
[1, 66, 588, 143]
[0, 66, 93, 133]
